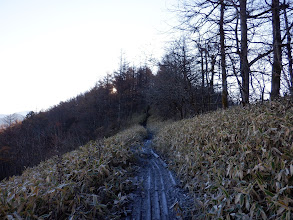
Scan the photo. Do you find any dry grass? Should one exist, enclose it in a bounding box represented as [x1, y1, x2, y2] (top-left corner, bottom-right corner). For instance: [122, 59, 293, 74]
[153, 99, 293, 219]
[147, 116, 174, 135]
[0, 125, 147, 220]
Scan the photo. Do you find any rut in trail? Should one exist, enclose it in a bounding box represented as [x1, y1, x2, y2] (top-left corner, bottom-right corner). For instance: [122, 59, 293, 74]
[125, 136, 196, 220]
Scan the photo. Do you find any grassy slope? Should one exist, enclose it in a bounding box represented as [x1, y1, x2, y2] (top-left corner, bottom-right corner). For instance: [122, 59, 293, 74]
[152, 99, 293, 219]
[0, 125, 147, 219]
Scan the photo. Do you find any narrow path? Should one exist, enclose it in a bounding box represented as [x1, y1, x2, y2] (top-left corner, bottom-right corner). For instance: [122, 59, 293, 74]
[126, 136, 194, 219]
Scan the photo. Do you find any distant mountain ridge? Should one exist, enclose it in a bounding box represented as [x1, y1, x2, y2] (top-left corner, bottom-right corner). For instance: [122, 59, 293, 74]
[0, 111, 30, 118]
[0, 111, 29, 126]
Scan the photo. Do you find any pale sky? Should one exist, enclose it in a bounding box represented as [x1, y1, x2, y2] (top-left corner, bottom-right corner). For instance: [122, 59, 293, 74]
[0, 0, 178, 115]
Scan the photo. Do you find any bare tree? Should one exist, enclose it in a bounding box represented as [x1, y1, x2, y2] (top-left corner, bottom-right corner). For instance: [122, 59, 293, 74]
[176, 0, 231, 108]
[220, 0, 229, 108]
[271, 0, 283, 99]
[239, 0, 250, 104]
[3, 114, 18, 127]
[174, 0, 293, 103]
[283, 0, 293, 94]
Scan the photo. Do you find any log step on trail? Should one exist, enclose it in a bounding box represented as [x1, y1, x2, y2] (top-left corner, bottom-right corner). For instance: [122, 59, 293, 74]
[125, 136, 195, 220]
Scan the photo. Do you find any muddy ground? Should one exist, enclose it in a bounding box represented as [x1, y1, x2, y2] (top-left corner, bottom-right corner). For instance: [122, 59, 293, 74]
[125, 135, 197, 220]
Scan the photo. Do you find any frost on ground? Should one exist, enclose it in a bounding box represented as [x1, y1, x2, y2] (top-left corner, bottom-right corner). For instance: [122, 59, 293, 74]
[125, 136, 197, 220]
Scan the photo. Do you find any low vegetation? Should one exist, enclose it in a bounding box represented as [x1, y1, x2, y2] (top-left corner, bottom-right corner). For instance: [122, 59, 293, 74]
[153, 98, 293, 219]
[2, 96, 293, 219]
[0, 125, 147, 219]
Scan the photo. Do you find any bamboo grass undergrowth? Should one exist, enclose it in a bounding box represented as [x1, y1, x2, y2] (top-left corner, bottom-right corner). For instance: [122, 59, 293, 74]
[0, 125, 147, 220]
[153, 98, 293, 219]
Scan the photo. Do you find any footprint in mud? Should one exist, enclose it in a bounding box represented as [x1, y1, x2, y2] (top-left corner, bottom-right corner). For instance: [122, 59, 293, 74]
[126, 137, 196, 220]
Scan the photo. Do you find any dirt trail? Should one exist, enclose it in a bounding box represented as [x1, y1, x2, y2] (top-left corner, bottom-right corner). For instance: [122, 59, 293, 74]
[125, 136, 195, 220]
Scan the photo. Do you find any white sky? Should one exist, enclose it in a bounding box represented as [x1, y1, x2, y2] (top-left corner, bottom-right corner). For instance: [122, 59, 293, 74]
[0, 0, 178, 115]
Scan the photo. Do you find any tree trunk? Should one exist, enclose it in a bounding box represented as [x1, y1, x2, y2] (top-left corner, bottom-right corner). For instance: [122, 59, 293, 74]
[210, 55, 216, 92]
[220, 0, 228, 108]
[271, 0, 282, 99]
[205, 47, 209, 87]
[283, 2, 293, 95]
[200, 46, 205, 88]
[240, 0, 250, 105]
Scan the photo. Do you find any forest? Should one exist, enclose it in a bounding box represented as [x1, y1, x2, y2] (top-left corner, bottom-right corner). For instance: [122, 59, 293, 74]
[0, 0, 292, 181]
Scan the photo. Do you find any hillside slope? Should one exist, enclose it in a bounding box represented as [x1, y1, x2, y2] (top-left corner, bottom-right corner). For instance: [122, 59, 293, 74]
[152, 98, 293, 219]
[0, 125, 147, 219]
[2, 99, 293, 219]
